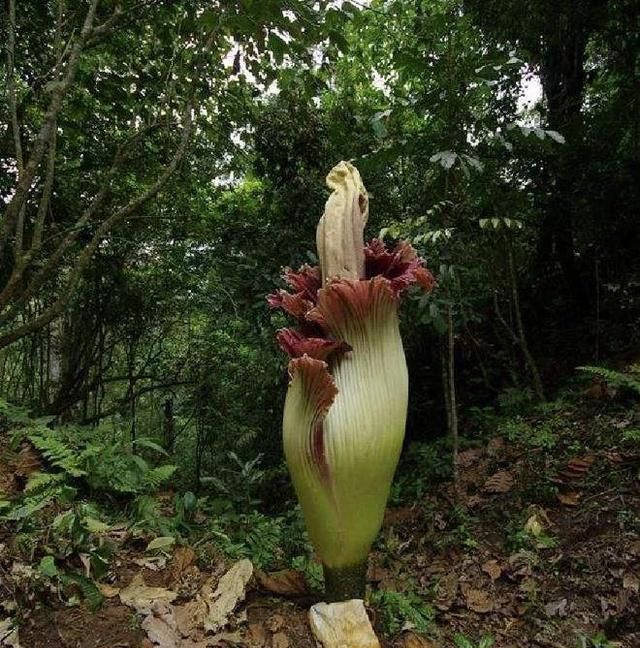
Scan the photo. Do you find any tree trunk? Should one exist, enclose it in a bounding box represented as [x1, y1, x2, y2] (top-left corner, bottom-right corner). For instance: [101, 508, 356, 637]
[536, 2, 592, 311]
[163, 397, 175, 453]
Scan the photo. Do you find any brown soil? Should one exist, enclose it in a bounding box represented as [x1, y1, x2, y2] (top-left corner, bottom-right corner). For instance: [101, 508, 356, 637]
[18, 602, 146, 648]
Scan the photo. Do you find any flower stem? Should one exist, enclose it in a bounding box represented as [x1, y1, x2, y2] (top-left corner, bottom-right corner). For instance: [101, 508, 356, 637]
[323, 561, 368, 601]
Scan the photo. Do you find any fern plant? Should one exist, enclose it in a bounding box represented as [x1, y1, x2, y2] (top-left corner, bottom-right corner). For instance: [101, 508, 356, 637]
[3, 414, 177, 523]
[578, 365, 640, 396]
[369, 589, 434, 636]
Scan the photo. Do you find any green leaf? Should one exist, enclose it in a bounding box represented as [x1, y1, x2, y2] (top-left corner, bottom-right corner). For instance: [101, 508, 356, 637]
[146, 536, 175, 552]
[63, 573, 104, 611]
[39, 555, 59, 578]
[83, 517, 110, 534]
[545, 130, 565, 144]
[430, 151, 457, 170]
[132, 437, 170, 457]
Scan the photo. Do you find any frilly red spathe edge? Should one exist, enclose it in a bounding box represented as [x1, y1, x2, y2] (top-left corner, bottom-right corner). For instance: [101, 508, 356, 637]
[267, 239, 435, 362]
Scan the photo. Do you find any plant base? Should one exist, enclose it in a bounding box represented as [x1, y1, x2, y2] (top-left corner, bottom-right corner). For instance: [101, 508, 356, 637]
[323, 561, 367, 602]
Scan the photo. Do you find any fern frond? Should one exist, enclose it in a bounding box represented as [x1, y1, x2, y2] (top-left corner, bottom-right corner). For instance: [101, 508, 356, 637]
[27, 430, 86, 477]
[142, 464, 177, 491]
[24, 471, 65, 493]
[579, 365, 640, 395]
[5, 485, 63, 520]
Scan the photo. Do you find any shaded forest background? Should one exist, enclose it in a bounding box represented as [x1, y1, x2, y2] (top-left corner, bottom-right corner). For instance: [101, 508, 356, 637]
[1, 0, 639, 525]
[2, 0, 638, 492]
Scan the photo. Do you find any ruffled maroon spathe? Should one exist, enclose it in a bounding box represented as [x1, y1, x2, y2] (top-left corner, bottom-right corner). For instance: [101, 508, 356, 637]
[267, 239, 435, 362]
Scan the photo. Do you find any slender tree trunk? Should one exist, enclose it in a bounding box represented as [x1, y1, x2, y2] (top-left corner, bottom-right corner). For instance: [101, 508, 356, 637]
[440, 336, 451, 436]
[535, 2, 596, 312]
[506, 239, 545, 401]
[446, 304, 460, 499]
[163, 398, 175, 453]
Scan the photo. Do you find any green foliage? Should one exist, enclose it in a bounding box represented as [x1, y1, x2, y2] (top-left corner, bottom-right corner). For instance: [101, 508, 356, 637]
[498, 418, 558, 450]
[454, 634, 495, 648]
[20, 504, 113, 610]
[201, 452, 266, 512]
[290, 555, 324, 592]
[390, 439, 452, 505]
[506, 515, 557, 553]
[576, 632, 617, 648]
[434, 505, 479, 551]
[62, 572, 105, 612]
[497, 387, 536, 415]
[23, 425, 175, 496]
[370, 589, 434, 636]
[621, 428, 640, 445]
[578, 365, 640, 397]
[1, 402, 177, 525]
[129, 491, 205, 539]
[210, 511, 293, 570]
[37, 555, 104, 611]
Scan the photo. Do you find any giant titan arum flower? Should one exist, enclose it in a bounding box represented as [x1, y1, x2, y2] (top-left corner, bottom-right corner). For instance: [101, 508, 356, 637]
[268, 162, 435, 601]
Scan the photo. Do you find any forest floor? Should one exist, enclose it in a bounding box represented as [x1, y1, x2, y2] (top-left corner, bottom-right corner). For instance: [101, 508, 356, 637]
[1, 389, 639, 648]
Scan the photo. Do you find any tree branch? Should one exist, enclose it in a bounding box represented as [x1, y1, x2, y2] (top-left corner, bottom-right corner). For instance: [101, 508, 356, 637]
[0, 100, 194, 349]
[6, 0, 25, 254]
[0, 0, 100, 260]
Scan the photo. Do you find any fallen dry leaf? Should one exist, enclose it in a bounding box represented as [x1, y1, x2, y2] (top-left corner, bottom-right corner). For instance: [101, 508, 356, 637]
[246, 622, 268, 647]
[170, 546, 197, 583]
[383, 507, 417, 527]
[98, 583, 120, 598]
[434, 572, 458, 611]
[557, 491, 581, 506]
[271, 632, 290, 648]
[0, 618, 21, 648]
[623, 572, 639, 593]
[402, 632, 438, 648]
[554, 455, 595, 484]
[544, 598, 568, 617]
[487, 437, 505, 455]
[14, 445, 41, 479]
[367, 565, 390, 583]
[119, 573, 178, 615]
[484, 470, 514, 494]
[255, 569, 307, 596]
[174, 599, 205, 639]
[481, 559, 502, 581]
[209, 631, 244, 645]
[456, 447, 483, 468]
[309, 600, 380, 648]
[616, 589, 632, 615]
[134, 555, 167, 571]
[466, 494, 486, 508]
[141, 603, 179, 648]
[424, 555, 450, 575]
[265, 614, 285, 633]
[204, 559, 253, 633]
[462, 585, 494, 614]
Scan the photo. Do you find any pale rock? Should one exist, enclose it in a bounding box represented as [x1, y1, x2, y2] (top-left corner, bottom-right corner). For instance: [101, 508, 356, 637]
[309, 600, 380, 648]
